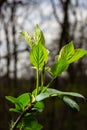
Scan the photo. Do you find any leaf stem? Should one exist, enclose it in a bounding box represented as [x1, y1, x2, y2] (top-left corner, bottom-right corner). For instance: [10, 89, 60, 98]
[36, 69, 39, 96]
[47, 78, 55, 88]
[41, 63, 45, 87]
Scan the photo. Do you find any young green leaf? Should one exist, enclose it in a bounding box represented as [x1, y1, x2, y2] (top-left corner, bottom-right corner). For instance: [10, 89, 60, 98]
[17, 93, 31, 111]
[50, 59, 68, 78]
[33, 24, 45, 45]
[50, 41, 87, 78]
[6, 93, 31, 112]
[36, 88, 62, 101]
[6, 96, 23, 111]
[68, 49, 87, 64]
[5, 96, 18, 104]
[9, 108, 20, 113]
[63, 96, 80, 111]
[56, 41, 87, 64]
[60, 91, 85, 99]
[30, 43, 48, 70]
[36, 88, 84, 101]
[57, 41, 75, 62]
[48, 41, 74, 78]
[20, 31, 33, 48]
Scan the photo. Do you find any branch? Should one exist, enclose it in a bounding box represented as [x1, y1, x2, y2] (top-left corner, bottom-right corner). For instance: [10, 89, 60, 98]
[11, 103, 34, 130]
[50, 0, 62, 25]
[0, 47, 29, 59]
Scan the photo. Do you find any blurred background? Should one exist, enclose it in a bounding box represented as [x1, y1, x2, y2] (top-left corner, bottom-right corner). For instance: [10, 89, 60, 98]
[0, 0, 87, 129]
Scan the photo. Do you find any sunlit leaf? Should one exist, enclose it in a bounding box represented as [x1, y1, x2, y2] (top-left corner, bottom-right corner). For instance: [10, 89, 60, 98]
[30, 43, 48, 70]
[57, 41, 75, 61]
[51, 59, 68, 78]
[17, 93, 31, 110]
[20, 31, 33, 48]
[68, 49, 87, 63]
[49, 42, 74, 78]
[49, 41, 87, 78]
[33, 24, 45, 45]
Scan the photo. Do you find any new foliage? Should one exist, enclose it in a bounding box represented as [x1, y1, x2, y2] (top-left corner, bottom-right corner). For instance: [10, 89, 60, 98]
[6, 25, 87, 130]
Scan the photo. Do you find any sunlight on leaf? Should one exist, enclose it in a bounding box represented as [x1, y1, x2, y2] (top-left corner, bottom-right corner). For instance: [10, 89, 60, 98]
[49, 41, 87, 78]
[30, 43, 49, 70]
[33, 24, 45, 45]
[57, 41, 75, 61]
[68, 49, 87, 63]
[51, 59, 68, 78]
[17, 93, 31, 110]
[20, 31, 33, 48]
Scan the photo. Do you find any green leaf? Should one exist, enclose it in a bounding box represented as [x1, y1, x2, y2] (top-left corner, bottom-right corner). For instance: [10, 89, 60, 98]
[36, 88, 61, 101]
[50, 42, 74, 77]
[17, 93, 31, 110]
[57, 41, 75, 62]
[9, 108, 20, 113]
[50, 41, 87, 78]
[34, 101, 44, 109]
[33, 24, 45, 45]
[30, 43, 48, 70]
[68, 49, 87, 63]
[23, 116, 43, 130]
[6, 96, 23, 112]
[33, 101, 45, 112]
[32, 87, 47, 98]
[36, 88, 82, 111]
[6, 93, 31, 112]
[6, 96, 17, 104]
[56, 41, 87, 64]
[36, 88, 84, 101]
[59, 91, 84, 99]
[20, 31, 33, 48]
[63, 96, 80, 111]
[51, 59, 68, 77]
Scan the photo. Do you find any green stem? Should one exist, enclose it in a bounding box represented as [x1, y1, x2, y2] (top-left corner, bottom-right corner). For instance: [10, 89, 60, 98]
[36, 69, 39, 96]
[41, 64, 45, 87]
[47, 78, 55, 88]
[41, 72, 44, 87]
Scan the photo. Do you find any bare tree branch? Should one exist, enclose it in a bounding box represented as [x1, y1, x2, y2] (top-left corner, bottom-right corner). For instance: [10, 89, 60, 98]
[50, 0, 62, 25]
[0, 47, 29, 59]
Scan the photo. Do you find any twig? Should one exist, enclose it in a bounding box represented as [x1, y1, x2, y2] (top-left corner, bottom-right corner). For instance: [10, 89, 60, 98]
[11, 103, 34, 130]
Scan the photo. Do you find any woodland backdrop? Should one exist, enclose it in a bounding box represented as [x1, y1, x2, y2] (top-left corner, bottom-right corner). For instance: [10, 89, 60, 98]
[0, 0, 87, 130]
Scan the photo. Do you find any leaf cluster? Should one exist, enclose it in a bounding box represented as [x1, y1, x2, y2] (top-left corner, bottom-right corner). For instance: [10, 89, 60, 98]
[6, 25, 87, 130]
